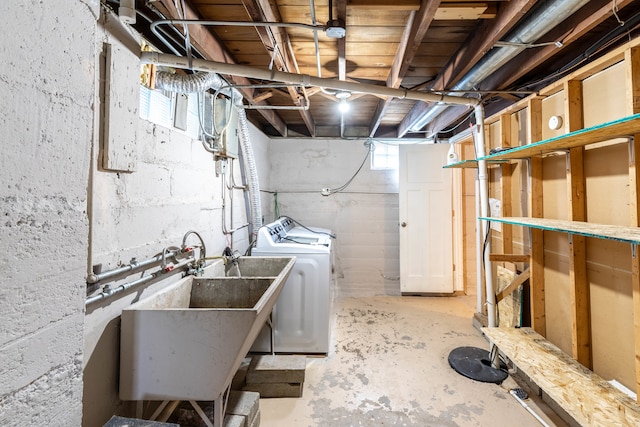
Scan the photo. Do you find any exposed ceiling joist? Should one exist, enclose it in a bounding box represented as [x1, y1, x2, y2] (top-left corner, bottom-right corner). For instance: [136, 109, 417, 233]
[152, 0, 288, 136]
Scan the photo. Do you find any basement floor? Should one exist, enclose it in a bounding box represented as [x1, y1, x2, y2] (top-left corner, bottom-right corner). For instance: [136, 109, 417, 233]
[259, 294, 568, 427]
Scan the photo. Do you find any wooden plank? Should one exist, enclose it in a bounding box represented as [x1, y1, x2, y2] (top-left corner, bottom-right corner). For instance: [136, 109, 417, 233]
[528, 98, 545, 336]
[489, 253, 530, 263]
[478, 114, 640, 161]
[482, 327, 640, 426]
[443, 159, 508, 168]
[565, 79, 591, 369]
[496, 266, 521, 327]
[479, 217, 640, 245]
[496, 268, 529, 302]
[347, 0, 421, 10]
[627, 46, 640, 402]
[500, 114, 513, 255]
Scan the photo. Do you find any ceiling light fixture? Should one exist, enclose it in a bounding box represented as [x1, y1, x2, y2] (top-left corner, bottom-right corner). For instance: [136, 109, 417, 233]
[338, 99, 349, 113]
[336, 91, 351, 113]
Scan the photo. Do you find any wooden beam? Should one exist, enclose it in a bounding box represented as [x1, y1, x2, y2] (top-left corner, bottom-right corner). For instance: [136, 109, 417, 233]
[431, 0, 537, 92]
[496, 268, 530, 302]
[528, 97, 545, 336]
[337, 0, 347, 82]
[491, 0, 635, 91]
[626, 45, 640, 402]
[347, 0, 421, 10]
[489, 253, 530, 263]
[243, 0, 316, 136]
[500, 113, 513, 255]
[153, 0, 287, 136]
[564, 79, 591, 368]
[369, 1, 441, 136]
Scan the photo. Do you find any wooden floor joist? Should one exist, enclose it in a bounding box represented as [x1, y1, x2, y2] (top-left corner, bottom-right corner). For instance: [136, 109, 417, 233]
[482, 327, 640, 426]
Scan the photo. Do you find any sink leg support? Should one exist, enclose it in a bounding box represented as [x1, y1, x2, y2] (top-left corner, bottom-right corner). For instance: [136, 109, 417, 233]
[189, 400, 215, 427]
[149, 400, 180, 422]
[214, 396, 224, 427]
[267, 313, 275, 355]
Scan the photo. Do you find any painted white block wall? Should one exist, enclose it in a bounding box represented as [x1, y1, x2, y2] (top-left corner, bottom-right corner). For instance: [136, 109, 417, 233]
[268, 139, 400, 296]
[0, 3, 399, 426]
[0, 1, 100, 425]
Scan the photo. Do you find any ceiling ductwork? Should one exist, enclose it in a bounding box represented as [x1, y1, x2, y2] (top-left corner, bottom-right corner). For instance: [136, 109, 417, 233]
[407, 0, 591, 133]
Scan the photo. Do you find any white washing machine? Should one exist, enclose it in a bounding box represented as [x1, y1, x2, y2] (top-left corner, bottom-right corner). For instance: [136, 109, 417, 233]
[278, 216, 335, 242]
[251, 220, 332, 354]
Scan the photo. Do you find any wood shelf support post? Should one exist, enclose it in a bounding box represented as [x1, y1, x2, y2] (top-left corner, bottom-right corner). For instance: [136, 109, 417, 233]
[565, 79, 591, 368]
[528, 97, 545, 335]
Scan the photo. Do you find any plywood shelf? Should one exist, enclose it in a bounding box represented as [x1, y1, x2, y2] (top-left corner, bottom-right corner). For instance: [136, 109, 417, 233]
[482, 327, 640, 427]
[477, 113, 640, 161]
[443, 159, 508, 168]
[478, 216, 640, 245]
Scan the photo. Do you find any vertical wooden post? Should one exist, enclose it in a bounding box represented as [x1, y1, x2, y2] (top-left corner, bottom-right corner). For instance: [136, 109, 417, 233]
[500, 114, 513, 256]
[564, 80, 591, 368]
[528, 97, 545, 335]
[625, 45, 640, 401]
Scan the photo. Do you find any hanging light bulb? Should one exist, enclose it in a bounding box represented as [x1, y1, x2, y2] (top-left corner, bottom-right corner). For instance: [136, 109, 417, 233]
[339, 99, 349, 113]
[336, 91, 351, 114]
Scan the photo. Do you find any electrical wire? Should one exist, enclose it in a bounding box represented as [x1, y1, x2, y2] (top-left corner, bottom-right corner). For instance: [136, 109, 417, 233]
[517, 9, 640, 91]
[324, 141, 374, 195]
[282, 216, 336, 239]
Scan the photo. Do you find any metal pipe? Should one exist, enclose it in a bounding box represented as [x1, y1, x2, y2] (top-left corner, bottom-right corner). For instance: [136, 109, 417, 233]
[86, 248, 186, 285]
[409, 0, 590, 132]
[85, 257, 194, 305]
[141, 51, 478, 107]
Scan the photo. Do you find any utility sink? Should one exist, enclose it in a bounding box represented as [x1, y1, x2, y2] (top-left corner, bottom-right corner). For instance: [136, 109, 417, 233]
[119, 256, 295, 401]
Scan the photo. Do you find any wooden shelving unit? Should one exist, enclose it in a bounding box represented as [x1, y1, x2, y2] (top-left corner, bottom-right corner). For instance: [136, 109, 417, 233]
[477, 113, 640, 161]
[443, 159, 507, 169]
[479, 217, 640, 245]
[447, 41, 640, 416]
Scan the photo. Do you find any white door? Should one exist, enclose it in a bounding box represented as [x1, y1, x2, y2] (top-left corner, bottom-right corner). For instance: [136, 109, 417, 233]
[399, 144, 453, 294]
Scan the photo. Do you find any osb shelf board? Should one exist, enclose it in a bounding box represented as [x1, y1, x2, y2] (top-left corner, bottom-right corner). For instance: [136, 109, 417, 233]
[477, 113, 640, 161]
[479, 217, 640, 245]
[443, 159, 507, 169]
[482, 327, 640, 426]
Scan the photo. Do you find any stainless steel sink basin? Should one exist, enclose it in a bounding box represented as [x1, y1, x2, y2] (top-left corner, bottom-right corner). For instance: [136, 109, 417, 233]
[119, 256, 295, 402]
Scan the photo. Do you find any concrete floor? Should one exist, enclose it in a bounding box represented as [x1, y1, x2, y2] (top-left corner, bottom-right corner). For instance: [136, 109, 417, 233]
[259, 294, 567, 427]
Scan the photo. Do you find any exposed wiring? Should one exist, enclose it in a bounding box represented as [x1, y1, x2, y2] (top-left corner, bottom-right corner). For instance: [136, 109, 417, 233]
[323, 141, 374, 195]
[282, 215, 336, 239]
[517, 9, 640, 91]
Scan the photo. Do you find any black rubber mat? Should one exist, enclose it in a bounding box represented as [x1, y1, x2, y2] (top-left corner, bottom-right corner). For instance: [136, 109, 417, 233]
[448, 346, 508, 384]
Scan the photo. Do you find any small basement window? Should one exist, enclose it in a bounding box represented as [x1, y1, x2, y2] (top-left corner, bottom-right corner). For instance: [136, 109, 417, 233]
[371, 141, 399, 170]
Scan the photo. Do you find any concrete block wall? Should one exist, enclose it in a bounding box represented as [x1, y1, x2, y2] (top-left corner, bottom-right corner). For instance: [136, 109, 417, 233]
[268, 139, 400, 296]
[0, 1, 100, 425]
[1, 3, 399, 426]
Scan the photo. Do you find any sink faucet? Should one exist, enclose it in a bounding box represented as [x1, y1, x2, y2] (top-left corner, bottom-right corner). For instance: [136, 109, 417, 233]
[182, 230, 207, 276]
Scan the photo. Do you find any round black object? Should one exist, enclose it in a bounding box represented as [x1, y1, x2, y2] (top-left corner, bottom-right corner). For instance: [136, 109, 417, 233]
[448, 346, 509, 384]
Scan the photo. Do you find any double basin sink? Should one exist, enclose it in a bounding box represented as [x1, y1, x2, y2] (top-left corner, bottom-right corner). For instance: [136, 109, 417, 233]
[119, 256, 295, 401]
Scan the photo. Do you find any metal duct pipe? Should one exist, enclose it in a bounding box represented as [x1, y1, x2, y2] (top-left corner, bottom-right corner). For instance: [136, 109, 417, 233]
[409, 0, 591, 132]
[141, 52, 478, 107]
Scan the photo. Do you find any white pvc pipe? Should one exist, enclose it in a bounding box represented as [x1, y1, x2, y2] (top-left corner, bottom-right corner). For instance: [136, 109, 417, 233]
[474, 105, 499, 369]
[475, 178, 483, 314]
[119, 0, 136, 24]
[141, 52, 478, 108]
